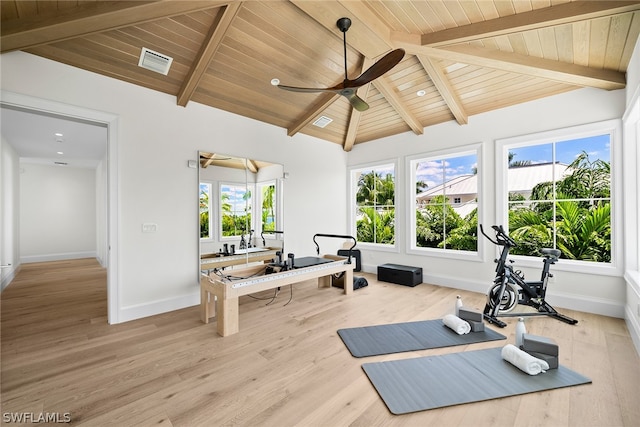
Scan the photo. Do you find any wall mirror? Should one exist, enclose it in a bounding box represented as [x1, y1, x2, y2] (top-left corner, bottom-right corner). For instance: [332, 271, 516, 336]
[198, 151, 284, 274]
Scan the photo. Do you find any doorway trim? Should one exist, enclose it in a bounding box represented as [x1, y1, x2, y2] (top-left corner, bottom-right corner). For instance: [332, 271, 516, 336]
[1, 90, 120, 323]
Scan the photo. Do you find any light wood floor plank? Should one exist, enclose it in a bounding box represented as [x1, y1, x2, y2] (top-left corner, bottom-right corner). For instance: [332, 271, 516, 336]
[2, 259, 639, 426]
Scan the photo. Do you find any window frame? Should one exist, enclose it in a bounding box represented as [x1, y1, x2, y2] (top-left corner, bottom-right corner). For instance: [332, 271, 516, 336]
[495, 119, 622, 276]
[349, 159, 398, 252]
[406, 144, 483, 261]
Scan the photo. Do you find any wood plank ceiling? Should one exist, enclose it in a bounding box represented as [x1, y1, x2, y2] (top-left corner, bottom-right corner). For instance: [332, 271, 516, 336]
[2, 1, 639, 151]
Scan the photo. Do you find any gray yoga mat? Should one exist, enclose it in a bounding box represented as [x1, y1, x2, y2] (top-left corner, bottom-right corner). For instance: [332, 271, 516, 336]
[337, 319, 506, 357]
[362, 347, 591, 415]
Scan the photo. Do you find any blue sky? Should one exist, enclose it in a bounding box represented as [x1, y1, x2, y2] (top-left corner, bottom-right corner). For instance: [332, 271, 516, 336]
[510, 134, 610, 165]
[200, 183, 251, 213]
[221, 184, 250, 212]
[415, 154, 477, 189]
[414, 134, 610, 190]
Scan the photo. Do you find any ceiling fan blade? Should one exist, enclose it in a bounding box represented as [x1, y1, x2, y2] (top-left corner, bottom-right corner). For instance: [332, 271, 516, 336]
[277, 84, 338, 94]
[350, 48, 405, 87]
[344, 92, 369, 112]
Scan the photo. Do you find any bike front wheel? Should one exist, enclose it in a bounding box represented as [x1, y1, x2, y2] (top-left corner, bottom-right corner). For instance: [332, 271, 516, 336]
[487, 281, 519, 313]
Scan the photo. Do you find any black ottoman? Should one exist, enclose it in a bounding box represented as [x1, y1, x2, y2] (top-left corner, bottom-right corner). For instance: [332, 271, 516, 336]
[377, 264, 422, 287]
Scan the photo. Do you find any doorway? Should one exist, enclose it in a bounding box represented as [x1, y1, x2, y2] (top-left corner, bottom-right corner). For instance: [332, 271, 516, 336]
[0, 91, 119, 323]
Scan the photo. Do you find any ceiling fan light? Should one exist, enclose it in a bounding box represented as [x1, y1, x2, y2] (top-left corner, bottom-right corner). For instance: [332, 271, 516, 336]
[271, 78, 280, 86]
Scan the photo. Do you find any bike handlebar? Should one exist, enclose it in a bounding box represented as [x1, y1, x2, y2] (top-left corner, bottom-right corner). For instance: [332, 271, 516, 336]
[479, 224, 517, 247]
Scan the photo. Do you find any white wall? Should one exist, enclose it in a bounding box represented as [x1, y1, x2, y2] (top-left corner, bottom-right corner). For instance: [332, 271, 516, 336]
[0, 135, 20, 291]
[347, 87, 628, 318]
[19, 163, 97, 262]
[0, 51, 348, 322]
[622, 36, 640, 354]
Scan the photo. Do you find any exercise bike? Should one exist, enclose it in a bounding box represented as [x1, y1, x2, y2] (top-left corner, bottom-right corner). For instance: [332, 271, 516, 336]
[480, 224, 578, 328]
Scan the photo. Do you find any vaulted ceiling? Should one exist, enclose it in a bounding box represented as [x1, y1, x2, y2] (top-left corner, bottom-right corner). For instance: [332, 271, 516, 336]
[2, 1, 639, 151]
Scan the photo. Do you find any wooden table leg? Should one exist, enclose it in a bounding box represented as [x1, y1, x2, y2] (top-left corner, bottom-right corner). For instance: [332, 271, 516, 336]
[216, 295, 239, 337]
[201, 287, 208, 323]
[344, 269, 354, 295]
[318, 275, 331, 289]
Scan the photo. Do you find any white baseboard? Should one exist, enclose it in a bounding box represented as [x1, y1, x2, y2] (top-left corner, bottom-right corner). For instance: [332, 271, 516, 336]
[117, 292, 199, 323]
[624, 270, 640, 356]
[21, 251, 97, 263]
[625, 304, 640, 357]
[362, 264, 625, 318]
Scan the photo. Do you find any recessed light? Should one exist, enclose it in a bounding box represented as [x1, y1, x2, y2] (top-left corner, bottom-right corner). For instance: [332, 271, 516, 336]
[271, 78, 280, 86]
[57, 151, 64, 155]
[416, 90, 426, 97]
[55, 133, 63, 137]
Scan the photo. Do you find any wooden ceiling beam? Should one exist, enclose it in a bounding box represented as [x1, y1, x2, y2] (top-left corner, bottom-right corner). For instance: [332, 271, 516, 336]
[344, 57, 375, 152]
[290, 0, 391, 58]
[177, 2, 242, 107]
[286, 93, 340, 137]
[245, 159, 258, 173]
[374, 76, 423, 135]
[417, 55, 468, 125]
[0, 0, 228, 53]
[414, 44, 626, 90]
[391, 1, 640, 48]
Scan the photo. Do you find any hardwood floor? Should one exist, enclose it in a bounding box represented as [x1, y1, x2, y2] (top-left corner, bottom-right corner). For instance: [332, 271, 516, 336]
[2, 259, 639, 426]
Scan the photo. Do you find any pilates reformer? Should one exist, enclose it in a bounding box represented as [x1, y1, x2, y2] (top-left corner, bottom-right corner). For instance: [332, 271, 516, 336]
[200, 233, 356, 336]
[480, 224, 578, 328]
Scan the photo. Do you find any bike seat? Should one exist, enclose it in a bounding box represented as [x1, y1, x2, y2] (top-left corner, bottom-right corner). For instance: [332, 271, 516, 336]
[541, 248, 561, 258]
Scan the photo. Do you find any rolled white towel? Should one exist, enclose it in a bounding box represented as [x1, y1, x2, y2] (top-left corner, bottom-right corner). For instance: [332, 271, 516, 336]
[442, 314, 471, 335]
[501, 344, 550, 375]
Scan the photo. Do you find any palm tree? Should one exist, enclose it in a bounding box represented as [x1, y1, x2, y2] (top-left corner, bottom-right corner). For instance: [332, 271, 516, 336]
[261, 184, 276, 232]
[508, 152, 532, 168]
[356, 206, 394, 244]
[357, 170, 395, 207]
[200, 188, 210, 238]
[415, 195, 463, 248]
[509, 152, 611, 262]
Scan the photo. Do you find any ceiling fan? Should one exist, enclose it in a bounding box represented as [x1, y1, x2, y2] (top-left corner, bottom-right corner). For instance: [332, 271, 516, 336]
[277, 17, 405, 112]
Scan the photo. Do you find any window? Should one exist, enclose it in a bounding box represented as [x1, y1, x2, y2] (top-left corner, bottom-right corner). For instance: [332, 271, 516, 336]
[351, 163, 395, 246]
[199, 182, 212, 239]
[409, 149, 479, 253]
[258, 181, 277, 233]
[220, 183, 252, 238]
[498, 120, 620, 269]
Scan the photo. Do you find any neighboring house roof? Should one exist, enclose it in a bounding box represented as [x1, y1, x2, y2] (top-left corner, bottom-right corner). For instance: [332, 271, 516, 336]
[417, 174, 476, 199]
[506, 162, 571, 193]
[416, 162, 571, 201]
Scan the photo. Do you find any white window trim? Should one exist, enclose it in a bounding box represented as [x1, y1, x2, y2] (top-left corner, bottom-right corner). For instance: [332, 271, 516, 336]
[406, 143, 484, 262]
[495, 119, 622, 276]
[349, 159, 399, 252]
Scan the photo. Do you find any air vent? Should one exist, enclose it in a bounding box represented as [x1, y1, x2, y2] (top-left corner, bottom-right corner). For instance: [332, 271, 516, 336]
[138, 47, 173, 75]
[312, 115, 333, 128]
